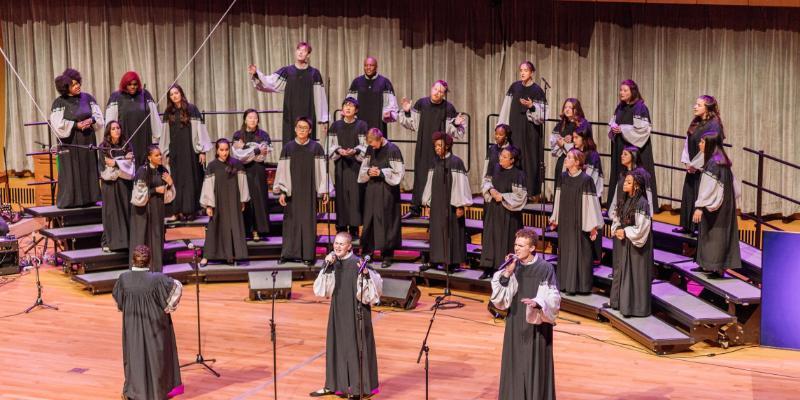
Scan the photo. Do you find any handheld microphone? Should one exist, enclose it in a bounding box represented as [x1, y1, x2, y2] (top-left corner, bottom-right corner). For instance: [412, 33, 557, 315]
[358, 255, 372, 274]
[498, 254, 518, 271]
[322, 251, 337, 273]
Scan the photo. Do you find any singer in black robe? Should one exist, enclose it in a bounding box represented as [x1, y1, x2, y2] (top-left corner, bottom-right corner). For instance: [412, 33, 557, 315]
[232, 127, 273, 237]
[490, 231, 560, 400]
[347, 64, 398, 135]
[398, 85, 466, 216]
[129, 151, 175, 273]
[113, 245, 183, 400]
[498, 80, 547, 196]
[678, 116, 723, 233]
[550, 119, 592, 186]
[104, 72, 161, 167]
[49, 71, 103, 209]
[480, 160, 527, 278]
[329, 113, 368, 235]
[608, 98, 659, 208]
[99, 125, 135, 252]
[200, 145, 250, 264]
[274, 123, 330, 264]
[609, 173, 653, 317]
[358, 134, 405, 266]
[312, 237, 382, 398]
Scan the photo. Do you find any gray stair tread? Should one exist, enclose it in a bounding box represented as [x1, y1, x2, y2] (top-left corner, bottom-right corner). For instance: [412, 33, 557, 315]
[74, 263, 194, 284]
[651, 282, 736, 324]
[200, 259, 316, 272]
[739, 242, 761, 270]
[670, 261, 761, 304]
[422, 267, 484, 281]
[600, 307, 694, 343]
[41, 223, 103, 238]
[24, 203, 102, 218]
[59, 241, 188, 261]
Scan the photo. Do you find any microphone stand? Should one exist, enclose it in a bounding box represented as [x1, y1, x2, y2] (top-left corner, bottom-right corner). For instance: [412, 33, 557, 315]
[355, 257, 369, 398]
[269, 270, 278, 400]
[180, 244, 219, 377]
[539, 77, 551, 245]
[24, 256, 58, 313]
[417, 295, 444, 400]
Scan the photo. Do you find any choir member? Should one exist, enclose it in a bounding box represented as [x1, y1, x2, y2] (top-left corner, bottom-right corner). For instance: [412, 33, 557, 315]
[99, 121, 135, 253]
[572, 127, 604, 265]
[482, 123, 512, 178]
[692, 131, 741, 278]
[274, 117, 330, 265]
[231, 109, 273, 240]
[50, 68, 103, 208]
[399, 80, 466, 218]
[113, 245, 183, 400]
[675, 95, 724, 235]
[550, 98, 591, 186]
[549, 149, 604, 295]
[420, 132, 473, 272]
[130, 145, 175, 272]
[480, 145, 527, 279]
[608, 171, 653, 317]
[358, 128, 405, 268]
[159, 84, 211, 221]
[311, 232, 382, 398]
[498, 61, 547, 199]
[490, 228, 560, 400]
[347, 56, 398, 136]
[607, 79, 659, 209]
[329, 97, 368, 237]
[199, 139, 250, 265]
[248, 41, 329, 142]
[104, 71, 161, 167]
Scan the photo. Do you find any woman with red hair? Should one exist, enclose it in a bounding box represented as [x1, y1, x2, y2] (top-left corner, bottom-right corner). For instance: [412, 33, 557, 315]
[105, 71, 161, 167]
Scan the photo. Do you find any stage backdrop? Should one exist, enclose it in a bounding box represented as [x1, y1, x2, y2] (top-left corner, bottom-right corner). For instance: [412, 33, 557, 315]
[3, 0, 799, 215]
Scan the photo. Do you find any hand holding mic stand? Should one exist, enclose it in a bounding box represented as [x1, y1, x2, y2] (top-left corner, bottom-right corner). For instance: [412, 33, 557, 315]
[354, 255, 371, 398]
[180, 241, 220, 377]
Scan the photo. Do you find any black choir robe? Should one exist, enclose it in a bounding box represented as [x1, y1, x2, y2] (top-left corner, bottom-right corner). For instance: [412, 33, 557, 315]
[480, 165, 527, 269]
[608, 100, 659, 208]
[252, 65, 329, 142]
[49, 92, 103, 208]
[274, 139, 329, 262]
[549, 119, 591, 186]
[490, 256, 560, 400]
[695, 156, 742, 273]
[398, 97, 466, 209]
[347, 74, 399, 135]
[549, 170, 604, 294]
[160, 103, 211, 217]
[113, 268, 183, 400]
[99, 144, 135, 251]
[313, 253, 383, 396]
[329, 118, 368, 228]
[610, 196, 653, 317]
[200, 159, 250, 262]
[583, 150, 605, 262]
[232, 128, 273, 235]
[498, 81, 547, 196]
[679, 117, 723, 232]
[105, 89, 161, 167]
[358, 140, 405, 256]
[422, 154, 473, 265]
[608, 167, 654, 284]
[481, 142, 511, 178]
[130, 164, 175, 272]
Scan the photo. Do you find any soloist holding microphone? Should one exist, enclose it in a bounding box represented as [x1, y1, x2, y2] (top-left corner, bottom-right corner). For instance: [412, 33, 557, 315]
[311, 232, 383, 398]
[490, 227, 561, 400]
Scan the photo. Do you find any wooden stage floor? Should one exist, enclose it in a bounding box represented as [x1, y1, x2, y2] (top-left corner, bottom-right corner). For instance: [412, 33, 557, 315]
[0, 265, 798, 400]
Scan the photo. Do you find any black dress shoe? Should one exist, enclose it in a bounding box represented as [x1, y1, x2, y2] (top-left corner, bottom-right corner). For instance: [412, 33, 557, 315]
[278, 258, 288, 265]
[303, 260, 313, 266]
[672, 227, 689, 234]
[479, 270, 493, 280]
[690, 266, 705, 272]
[601, 302, 612, 309]
[381, 259, 392, 269]
[418, 263, 432, 272]
[309, 388, 334, 397]
[401, 211, 420, 220]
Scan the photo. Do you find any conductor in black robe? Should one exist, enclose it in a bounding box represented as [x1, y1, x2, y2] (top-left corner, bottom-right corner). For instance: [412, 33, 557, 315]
[480, 145, 527, 279]
[50, 68, 103, 209]
[113, 245, 183, 400]
[491, 228, 560, 400]
[249, 42, 329, 142]
[200, 139, 250, 265]
[99, 121, 135, 252]
[498, 61, 547, 199]
[421, 132, 473, 271]
[608, 172, 653, 317]
[274, 117, 330, 265]
[358, 128, 405, 268]
[311, 232, 383, 398]
[347, 57, 399, 136]
[231, 109, 273, 240]
[130, 146, 175, 273]
[104, 71, 161, 168]
[329, 97, 368, 237]
[399, 80, 467, 218]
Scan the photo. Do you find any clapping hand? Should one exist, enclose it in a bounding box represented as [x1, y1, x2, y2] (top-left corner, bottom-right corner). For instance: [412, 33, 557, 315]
[454, 113, 466, 126]
[519, 97, 534, 109]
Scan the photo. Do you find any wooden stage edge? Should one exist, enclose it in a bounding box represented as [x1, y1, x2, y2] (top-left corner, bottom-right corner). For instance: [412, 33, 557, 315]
[0, 266, 798, 400]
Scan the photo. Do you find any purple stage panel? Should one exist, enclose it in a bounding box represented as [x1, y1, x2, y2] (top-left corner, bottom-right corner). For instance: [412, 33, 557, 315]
[761, 231, 800, 350]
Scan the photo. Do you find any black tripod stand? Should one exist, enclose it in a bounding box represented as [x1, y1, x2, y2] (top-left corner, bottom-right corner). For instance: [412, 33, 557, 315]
[417, 295, 444, 400]
[269, 270, 278, 400]
[354, 260, 369, 399]
[180, 244, 219, 377]
[24, 256, 58, 313]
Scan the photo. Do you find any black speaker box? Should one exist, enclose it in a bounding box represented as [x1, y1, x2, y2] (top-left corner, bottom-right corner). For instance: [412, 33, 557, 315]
[379, 278, 421, 310]
[248, 271, 292, 300]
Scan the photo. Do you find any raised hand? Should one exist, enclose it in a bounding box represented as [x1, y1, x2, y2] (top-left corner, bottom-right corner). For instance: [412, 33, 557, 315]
[248, 64, 257, 75]
[454, 113, 466, 126]
[400, 97, 412, 113]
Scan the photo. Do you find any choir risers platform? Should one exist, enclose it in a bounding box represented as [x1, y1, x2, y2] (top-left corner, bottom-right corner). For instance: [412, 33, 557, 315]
[58, 241, 190, 274]
[194, 260, 317, 282]
[559, 292, 695, 355]
[24, 204, 102, 221]
[72, 263, 196, 294]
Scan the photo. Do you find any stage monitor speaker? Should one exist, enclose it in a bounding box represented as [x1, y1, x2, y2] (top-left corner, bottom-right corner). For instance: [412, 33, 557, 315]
[248, 271, 292, 301]
[379, 278, 421, 310]
[0, 237, 19, 276]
